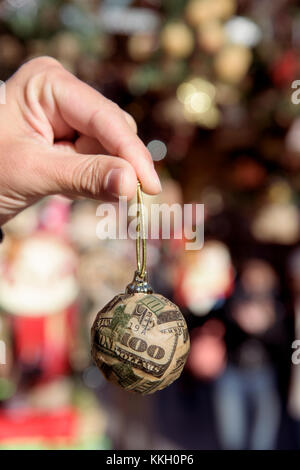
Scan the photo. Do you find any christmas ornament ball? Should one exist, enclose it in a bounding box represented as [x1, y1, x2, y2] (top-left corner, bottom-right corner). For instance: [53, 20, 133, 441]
[91, 292, 190, 395]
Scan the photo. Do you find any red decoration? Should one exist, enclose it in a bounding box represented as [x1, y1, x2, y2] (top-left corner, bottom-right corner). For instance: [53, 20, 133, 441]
[272, 50, 299, 87]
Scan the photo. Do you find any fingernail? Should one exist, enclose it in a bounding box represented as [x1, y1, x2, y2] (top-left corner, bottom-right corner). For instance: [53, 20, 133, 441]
[104, 168, 124, 197]
[152, 168, 162, 192]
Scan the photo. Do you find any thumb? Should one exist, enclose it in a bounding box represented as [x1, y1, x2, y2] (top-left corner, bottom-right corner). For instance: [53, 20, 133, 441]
[33, 149, 138, 201]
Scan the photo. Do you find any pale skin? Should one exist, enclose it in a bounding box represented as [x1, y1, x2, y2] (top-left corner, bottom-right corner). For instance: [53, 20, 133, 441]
[0, 56, 162, 226]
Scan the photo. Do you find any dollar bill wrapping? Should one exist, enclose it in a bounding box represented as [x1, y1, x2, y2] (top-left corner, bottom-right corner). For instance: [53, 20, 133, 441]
[91, 292, 190, 395]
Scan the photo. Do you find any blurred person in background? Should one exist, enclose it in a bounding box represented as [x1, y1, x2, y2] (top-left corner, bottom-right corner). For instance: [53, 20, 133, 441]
[287, 248, 300, 448]
[213, 259, 288, 450]
[151, 318, 227, 450]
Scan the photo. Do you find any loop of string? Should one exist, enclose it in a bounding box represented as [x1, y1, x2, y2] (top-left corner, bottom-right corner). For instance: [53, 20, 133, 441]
[136, 181, 146, 279]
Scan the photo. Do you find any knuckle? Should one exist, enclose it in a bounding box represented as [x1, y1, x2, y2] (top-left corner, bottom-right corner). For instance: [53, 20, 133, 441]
[71, 158, 104, 197]
[124, 111, 138, 133]
[34, 56, 61, 68]
[89, 101, 122, 135]
[89, 109, 102, 133]
[116, 135, 140, 157]
[107, 99, 121, 114]
[21, 56, 62, 73]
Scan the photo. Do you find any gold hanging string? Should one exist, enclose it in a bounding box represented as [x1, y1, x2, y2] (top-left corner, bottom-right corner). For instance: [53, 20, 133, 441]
[126, 181, 152, 294]
[136, 181, 146, 279]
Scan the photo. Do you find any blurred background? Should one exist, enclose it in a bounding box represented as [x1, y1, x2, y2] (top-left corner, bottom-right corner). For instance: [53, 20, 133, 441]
[0, 0, 299, 450]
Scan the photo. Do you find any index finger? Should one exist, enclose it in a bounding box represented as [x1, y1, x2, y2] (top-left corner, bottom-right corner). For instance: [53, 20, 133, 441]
[51, 62, 162, 195]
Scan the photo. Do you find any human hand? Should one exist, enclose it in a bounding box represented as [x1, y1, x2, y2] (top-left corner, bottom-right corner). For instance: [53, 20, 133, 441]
[0, 56, 162, 226]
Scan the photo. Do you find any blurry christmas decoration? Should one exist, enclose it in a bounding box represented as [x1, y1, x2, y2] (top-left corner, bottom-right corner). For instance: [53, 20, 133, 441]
[229, 156, 267, 190]
[0, 34, 24, 67]
[70, 200, 100, 251]
[59, 3, 98, 36]
[50, 32, 81, 66]
[91, 183, 190, 394]
[240, 259, 278, 297]
[185, 0, 236, 26]
[79, 244, 133, 306]
[251, 181, 300, 245]
[285, 117, 300, 170]
[3, 203, 40, 238]
[252, 205, 299, 244]
[0, 233, 78, 316]
[0, 378, 16, 402]
[0, 199, 79, 381]
[161, 22, 194, 59]
[214, 44, 252, 83]
[271, 50, 299, 88]
[98, 5, 160, 35]
[39, 196, 73, 238]
[127, 33, 157, 62]
[147, 139, 167, 161]
[0, 384, 109, 449]
[196, 20, 226, 53]
[0, 408, 77, 449]
[1, 0, 39, 37]
[177, 77, 220, 128]
[224, 16, 262, 47]
[186, 320, 226, 380]
[27, 378, 73, 410]
[232, 297, 276, 335]
[175, 240, 234, 315]
[12, 305, 78, 380]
